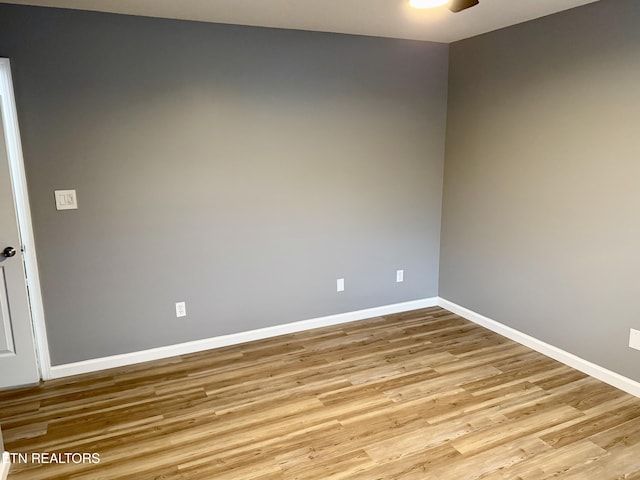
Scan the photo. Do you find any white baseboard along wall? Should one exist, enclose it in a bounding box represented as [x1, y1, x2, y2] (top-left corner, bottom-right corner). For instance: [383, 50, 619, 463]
[437, 297, 640, 399]
[49, 298, 439, 379]
[48, 296, 640, 399]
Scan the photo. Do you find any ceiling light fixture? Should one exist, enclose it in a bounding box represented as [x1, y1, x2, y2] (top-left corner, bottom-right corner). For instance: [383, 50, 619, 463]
[408, 0, 450, 9]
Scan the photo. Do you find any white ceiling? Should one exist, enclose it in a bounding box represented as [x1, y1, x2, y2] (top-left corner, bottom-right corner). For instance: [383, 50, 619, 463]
[1, 0, 601, 43]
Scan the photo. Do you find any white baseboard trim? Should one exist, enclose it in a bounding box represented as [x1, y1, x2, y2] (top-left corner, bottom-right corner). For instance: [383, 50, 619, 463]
[50, 298, 438, 379]
[437, 297, 640, 399]
[1, 453, 9, 480]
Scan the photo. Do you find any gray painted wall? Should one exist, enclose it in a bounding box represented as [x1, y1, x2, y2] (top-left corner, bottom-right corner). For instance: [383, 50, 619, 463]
[441, 0, 640, 382]
[0, 4, 448, 365]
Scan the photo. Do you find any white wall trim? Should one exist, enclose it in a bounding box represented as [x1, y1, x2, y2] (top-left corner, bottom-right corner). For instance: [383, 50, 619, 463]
[437, 297, 640, 399]
[1, 429, 8, 480]
[0, 58, 52, 381]
[50, 297, 438, 379]
[0, 453, 9, 480]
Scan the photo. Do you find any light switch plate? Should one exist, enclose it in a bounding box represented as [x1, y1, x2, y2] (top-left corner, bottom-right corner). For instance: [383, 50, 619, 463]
[55, 190, 78, 210]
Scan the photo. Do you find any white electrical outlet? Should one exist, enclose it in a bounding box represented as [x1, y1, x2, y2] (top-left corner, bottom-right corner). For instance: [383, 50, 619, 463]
[176, 302, 186, 318]
[629, 328, 640, 351]
[396, 269, 404, 283]
[336, 278, 345, 292]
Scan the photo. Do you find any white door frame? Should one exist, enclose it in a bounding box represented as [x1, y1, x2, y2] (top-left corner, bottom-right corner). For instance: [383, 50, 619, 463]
[0, 58, 51, 381]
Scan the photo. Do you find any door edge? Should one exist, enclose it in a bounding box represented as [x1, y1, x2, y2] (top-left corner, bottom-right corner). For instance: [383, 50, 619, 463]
[0, 58, 52, 380]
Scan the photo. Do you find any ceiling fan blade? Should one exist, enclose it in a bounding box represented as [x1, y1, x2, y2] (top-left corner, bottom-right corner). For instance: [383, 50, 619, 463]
[449, 0, 479, 13]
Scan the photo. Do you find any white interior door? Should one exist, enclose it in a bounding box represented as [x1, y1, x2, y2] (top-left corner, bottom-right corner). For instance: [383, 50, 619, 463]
[0, 95, 39, 389]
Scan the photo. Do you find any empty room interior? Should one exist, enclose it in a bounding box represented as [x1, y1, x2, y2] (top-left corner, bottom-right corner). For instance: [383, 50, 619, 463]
[0, 0, 639, 478]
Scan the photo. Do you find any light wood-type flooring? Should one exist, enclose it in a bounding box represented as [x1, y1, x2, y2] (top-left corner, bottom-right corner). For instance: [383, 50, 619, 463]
[1, 307, 640, 479]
